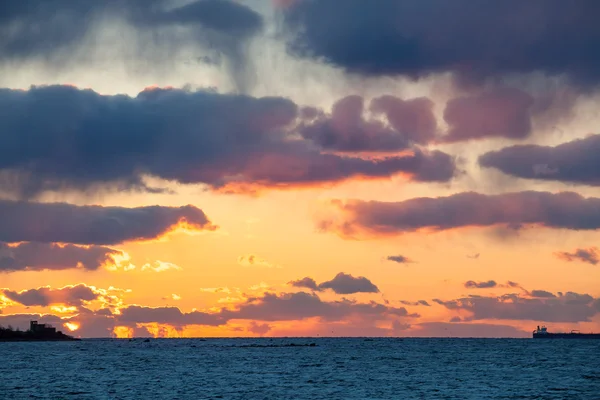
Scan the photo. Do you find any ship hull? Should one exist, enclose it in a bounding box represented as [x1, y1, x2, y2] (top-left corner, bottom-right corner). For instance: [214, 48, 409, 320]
[533, 333, 600, 339]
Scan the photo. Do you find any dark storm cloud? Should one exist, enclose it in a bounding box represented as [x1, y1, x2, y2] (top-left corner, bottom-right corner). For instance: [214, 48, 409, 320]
[442, 88, 534, 142]
[320, 191, 600, 238]
[289, 273, 380, 294]
[434, 291, 600, 323]
[298, 95, 436, 151]
[283, 0, 600, 85]
[555, 247, 599, 265]
[0, 0, 262, 60]
[479, 134, 600, 186]
[0, 242, 123, 272]
[464, 280, 497, 289]
[0, 199, 215, 245]
[2, 285, 99, 307]
[386, 255, 414, 264]
[0, 85, 457, 197]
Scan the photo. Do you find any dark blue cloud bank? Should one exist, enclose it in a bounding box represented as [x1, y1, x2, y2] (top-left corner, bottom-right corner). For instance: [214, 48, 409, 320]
[0, 0, 263, 60]
[282, 0, 600, 86]
[0, 85, 457, 198]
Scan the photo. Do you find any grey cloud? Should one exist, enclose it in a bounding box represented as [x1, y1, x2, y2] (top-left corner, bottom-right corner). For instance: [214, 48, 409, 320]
[298, 95, 436, 152]
[529, 290, 556, 298]
[117, 305, 226, 327]
[288, 277, 319, 291]
[247, 321, 271, 335]
[400, 300, 430, 307]
[320, 191, 600, 238]
[386, 255, 414, 264]
[283, 0, 600, 86]
[442, 88, 534, 142]
[434, 291, 599, 323]
[0, 242, 122, 272]
[0, 199, 215, 245]
[464, 280, 497, 289]
[221, 291, 411, 322]
[555, 247, 599, 265]
[317, 272, 379, 294]
[3, 285, 99, 307]
[0, 85, 457, 198]
[479, 134, 600, 186]
[1, 289, 417, 337]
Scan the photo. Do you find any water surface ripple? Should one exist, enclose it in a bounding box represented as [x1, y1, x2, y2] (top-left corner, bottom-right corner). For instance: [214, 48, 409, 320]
[1, 338, 599, 399]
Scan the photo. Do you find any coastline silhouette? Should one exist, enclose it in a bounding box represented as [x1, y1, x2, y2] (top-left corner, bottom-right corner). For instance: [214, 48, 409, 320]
[0, 321, 79, 342]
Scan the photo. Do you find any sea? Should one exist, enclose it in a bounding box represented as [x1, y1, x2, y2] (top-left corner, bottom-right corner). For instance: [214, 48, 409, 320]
[1, 338, 599, 399]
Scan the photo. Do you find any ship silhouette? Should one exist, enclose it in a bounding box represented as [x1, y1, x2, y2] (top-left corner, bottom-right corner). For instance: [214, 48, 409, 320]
[533, 325, 600, 339]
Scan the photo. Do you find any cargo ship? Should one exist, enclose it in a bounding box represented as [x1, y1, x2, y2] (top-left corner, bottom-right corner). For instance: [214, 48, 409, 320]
[533, 325, 600, 339]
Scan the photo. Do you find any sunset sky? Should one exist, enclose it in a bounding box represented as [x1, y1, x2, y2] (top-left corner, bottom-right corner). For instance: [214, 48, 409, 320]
[1, 0, 600, 338]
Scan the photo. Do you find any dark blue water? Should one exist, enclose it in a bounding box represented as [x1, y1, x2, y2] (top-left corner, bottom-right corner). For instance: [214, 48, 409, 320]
[1, 338, 599, 399]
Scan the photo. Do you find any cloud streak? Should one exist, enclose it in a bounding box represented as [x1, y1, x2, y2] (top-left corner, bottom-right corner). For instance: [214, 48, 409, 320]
[0, 199, 216, 245]
[386, 255, 415, 264]
[0, 242, 124, 272]
[464, 280, 497, 289]
[319, 191, 600, 238]
[2, 284, 100, 307]
[555, 247, 599, 265]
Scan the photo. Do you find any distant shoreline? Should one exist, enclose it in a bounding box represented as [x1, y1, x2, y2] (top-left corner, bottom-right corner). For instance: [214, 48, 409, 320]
[0, 326, 79, 342]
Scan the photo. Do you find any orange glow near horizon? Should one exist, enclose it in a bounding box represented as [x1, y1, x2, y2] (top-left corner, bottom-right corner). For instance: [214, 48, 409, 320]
[64, 322, 80, 331]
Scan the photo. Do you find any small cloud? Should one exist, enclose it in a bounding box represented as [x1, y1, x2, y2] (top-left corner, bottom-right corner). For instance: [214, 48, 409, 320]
[466, 253, 480, 259]
[248, 282, 271, 291]
[400, 300, 431, 307]
[386, 255, 415, 264]
[464, 280, 497, 289]
[237, 254, 280, 268]
[141, 261, 182, 272]
[449, 316, 462, 323]
[200, 287, 232, 294]
[288, 277, 319, 291]
[288, 273, 380, 294]
[555, 247, 599, 265]
[247, 321, 271, 336]
[171, 294, 181, 301]
[318, 272, 379, 294]
[529, 290, 556, 298]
